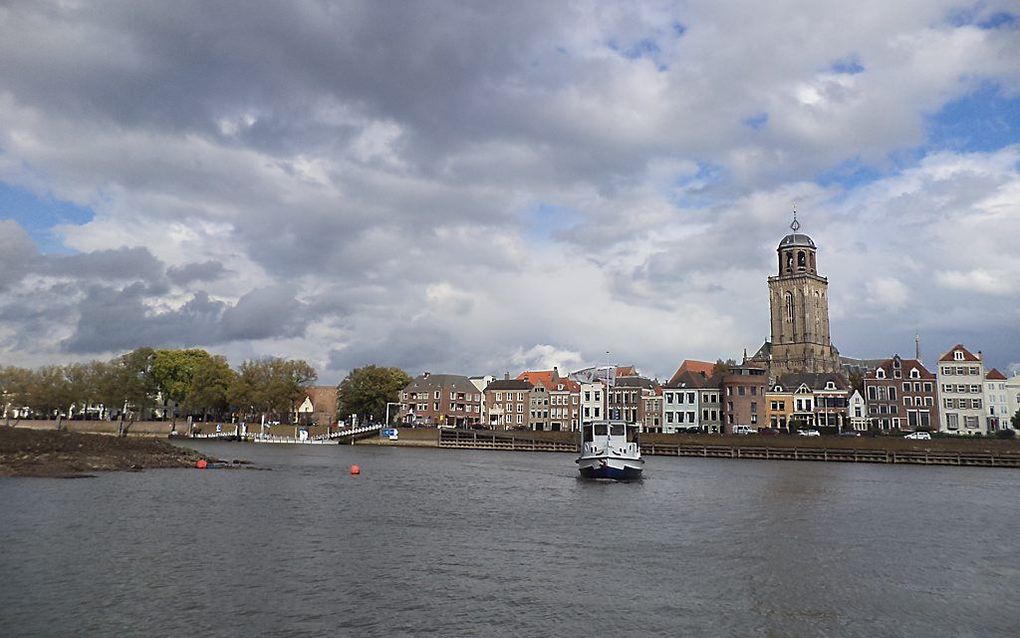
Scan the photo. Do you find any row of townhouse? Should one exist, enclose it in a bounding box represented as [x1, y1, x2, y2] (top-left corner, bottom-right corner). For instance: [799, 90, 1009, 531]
[398, 366, 630, 432]
[397, 349, 1020, 435]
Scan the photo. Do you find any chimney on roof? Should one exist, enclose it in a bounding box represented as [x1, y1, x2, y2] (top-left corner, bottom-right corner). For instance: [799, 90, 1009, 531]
[504, 371, 510, 380]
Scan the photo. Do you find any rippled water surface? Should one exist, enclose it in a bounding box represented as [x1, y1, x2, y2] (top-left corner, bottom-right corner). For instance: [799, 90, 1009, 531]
[2, 442, 1019, 637]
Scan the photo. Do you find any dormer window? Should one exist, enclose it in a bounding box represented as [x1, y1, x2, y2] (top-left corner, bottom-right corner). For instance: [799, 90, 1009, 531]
[954, 350, 964, 361]
[876, 369, 885, 379]
[910, 369, 920, 379]
[825, 381, 836, 390]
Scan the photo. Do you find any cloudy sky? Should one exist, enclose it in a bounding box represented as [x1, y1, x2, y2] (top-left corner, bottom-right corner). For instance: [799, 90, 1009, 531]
[1, 1, 1019, 382]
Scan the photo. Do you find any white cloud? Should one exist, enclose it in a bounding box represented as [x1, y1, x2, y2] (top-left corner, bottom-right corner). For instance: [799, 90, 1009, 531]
[0, 1, 1019, 379]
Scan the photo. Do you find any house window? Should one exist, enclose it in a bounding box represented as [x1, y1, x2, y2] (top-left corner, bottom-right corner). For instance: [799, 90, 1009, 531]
[954, 351, 964, 361]
[876, 369, 885, 379]
[902, 383, 910, 392]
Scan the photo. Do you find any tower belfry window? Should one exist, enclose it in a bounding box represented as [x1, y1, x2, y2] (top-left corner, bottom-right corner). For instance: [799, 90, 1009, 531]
[798, 251, 806, 268]
[785, 292, 794, 321]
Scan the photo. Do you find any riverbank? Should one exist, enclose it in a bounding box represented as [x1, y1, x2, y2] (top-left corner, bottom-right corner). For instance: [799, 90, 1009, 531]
[0, 427, 215, 478]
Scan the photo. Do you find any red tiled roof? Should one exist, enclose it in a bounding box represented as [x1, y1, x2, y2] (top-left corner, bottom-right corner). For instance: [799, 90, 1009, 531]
[668, 360, 716, 385]
[615, 365, 638, 377]
[516, 370, 579, 393]
[867, 356, 935, 380]
[986, 368, 1007, 380]
[939, 344, 980, 362]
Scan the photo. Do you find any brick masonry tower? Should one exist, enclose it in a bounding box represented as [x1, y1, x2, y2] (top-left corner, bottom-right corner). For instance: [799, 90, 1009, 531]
[765, 212, 841, 376]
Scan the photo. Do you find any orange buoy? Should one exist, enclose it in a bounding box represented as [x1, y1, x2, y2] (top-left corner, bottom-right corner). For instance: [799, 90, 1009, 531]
[350, 464, 361, 475]
[196, 459, 208, 469]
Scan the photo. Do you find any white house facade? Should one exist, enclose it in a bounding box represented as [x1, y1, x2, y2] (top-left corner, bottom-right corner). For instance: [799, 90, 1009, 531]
[937, 345, 986, 435]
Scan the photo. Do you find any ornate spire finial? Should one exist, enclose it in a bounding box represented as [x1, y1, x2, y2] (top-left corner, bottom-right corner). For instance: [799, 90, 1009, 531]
[790, 205, 800, 232]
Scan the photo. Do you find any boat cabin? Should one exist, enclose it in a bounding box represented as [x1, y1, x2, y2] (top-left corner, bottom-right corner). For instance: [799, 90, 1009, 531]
[581, 421, 640, 454]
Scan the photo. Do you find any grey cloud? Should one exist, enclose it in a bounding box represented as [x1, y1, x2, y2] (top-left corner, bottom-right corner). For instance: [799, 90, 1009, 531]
[0, 220, 39, 291]
[46, 246, 166, 283]
[61, 285, 310, 354]
[167, 260, 228, 285]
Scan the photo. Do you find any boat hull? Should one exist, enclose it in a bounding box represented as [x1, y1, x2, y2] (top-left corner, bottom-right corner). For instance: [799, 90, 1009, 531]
[576, 455, 644, 481]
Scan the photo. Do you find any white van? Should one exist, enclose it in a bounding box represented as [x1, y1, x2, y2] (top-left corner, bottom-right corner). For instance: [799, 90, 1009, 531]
[733, 425, 757, 435]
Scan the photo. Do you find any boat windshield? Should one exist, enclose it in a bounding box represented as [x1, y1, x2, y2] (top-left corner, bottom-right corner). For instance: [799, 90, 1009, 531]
[583, 426, 594, 442]
[610, 424, 625, 436]
[594, 423, 608, 436]
[626, 426, 639, 443]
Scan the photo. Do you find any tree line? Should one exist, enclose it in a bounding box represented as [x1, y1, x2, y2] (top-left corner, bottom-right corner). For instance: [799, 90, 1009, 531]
[0, 347, 317, 423]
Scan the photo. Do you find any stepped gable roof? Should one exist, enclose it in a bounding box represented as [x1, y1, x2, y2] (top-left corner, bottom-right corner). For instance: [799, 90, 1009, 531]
[986, 368, 1007, 381]
[867, 355, 935, 380]
[404, 373, 477, 394]
[939, 344, 980, 362]
[614, 376, 657, 390]
[773, 372, 850, 392]
[667, 359, 716, 384]
[485, 379, 533, 391]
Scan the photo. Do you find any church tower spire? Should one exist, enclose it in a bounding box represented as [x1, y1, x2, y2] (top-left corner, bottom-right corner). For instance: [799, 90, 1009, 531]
[764, 211, 840, 378]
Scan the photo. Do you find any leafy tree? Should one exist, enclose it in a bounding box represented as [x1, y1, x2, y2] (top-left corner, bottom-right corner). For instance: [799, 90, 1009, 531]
[1012, 408, 1020, 431]
[95, 348, 157, 419]
[228, 357, 317, 422]
[24, 365, 74, 418]
[1, 366, 32, 421]
[337, 365, 411, 424]
[847, 371, 865, 397]
[712, 359, 736, 376]
[152, 348, 214, 419]
[185, 355, 235, 420]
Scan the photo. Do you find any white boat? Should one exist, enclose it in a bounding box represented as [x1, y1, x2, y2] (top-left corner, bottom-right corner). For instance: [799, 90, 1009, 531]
[576, 421, 644, 480]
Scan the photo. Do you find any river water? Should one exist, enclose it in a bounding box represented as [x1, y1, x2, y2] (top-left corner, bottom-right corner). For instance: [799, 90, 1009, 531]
[1, 442, 1018, 637]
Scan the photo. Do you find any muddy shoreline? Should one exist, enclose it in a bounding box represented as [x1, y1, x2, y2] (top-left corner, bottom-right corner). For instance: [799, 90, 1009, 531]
[0, 427, 217, 478]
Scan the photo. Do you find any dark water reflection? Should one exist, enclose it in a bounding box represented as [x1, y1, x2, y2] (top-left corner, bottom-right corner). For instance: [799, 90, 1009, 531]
[2, 443, 1018, 637]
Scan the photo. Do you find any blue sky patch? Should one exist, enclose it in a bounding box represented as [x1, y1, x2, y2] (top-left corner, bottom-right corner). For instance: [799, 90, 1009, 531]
[830, 56, 865, 74]
[744, 113, 769, 130]
[946, 7, 1016, 29]
[0, 181, 93, 253]
[526, 203, 582, 243]
[609, 37, 661, 60]
[925, 82, 1020, 153]
[978, 12, 1016, 29]
[815, 158, 888, 191]
[671, 163, 726, 209]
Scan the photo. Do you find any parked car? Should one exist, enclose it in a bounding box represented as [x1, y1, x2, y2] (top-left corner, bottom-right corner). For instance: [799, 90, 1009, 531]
[733, 425, 757, 435]
[905, 431, 931, 440]
[797, 429, 821, 437]
[839, 430, 861, 437]
[758, 427, 778, 436]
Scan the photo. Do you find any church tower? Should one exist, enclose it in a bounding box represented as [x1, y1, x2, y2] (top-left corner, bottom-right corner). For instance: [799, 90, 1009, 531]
[765, 213, 840, 376]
